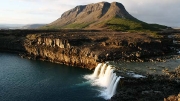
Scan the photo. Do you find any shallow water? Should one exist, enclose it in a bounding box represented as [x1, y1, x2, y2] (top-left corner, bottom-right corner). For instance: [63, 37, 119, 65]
[109, 58, 180, 75]
[0, 53, 105, 101]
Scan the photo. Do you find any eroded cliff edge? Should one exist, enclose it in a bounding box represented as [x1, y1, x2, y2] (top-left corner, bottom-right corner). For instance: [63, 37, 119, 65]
[24, 33, 98, 69]
[0, 30, 178, 70]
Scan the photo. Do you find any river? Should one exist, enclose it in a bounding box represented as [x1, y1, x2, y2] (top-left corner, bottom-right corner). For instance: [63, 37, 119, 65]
[0, 53, 105, 101]
[1, 52, 180, 101]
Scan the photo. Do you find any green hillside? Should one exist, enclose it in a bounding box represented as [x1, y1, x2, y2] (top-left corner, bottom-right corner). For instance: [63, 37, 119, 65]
[104, 17, 169, 31]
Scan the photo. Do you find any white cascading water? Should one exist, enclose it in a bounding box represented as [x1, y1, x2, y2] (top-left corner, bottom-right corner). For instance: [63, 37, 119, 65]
[84, 63, 122, 100]
[110, 77, 121, 97]
[103, 66, 113, 87]
[92, 63, 102, 78]
[107, 73, 117, 94]
[99, 64, 107, 78]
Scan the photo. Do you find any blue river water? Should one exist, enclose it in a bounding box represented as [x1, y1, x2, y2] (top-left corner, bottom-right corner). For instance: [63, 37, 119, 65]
[0, 53, 106, 101]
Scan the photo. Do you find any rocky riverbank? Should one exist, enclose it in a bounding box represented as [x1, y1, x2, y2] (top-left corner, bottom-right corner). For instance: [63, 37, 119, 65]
[110, 65, 180, 101]
[110, 75, 180, 101]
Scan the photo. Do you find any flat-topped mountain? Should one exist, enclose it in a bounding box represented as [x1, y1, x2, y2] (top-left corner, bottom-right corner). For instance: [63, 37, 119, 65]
[42, 1, 169, 31]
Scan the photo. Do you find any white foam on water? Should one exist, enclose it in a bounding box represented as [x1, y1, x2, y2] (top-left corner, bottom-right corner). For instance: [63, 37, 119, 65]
[127, 72, 145, 78]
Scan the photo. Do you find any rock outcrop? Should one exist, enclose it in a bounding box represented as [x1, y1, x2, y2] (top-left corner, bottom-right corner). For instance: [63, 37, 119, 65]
[111, 75, 180, 101]
[0, 30, 175, 69]
[24, 34, 98, 69]
[0, 30, 26, 52]
[164, 94, 180, 101]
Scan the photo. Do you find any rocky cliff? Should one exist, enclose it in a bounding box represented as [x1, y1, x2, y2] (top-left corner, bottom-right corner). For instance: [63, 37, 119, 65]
[0, 30, 175, 69]
[24, 34, 98, 69]
[0, 30, 26, 52]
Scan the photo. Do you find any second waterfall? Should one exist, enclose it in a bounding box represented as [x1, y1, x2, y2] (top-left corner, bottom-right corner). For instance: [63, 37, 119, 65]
[84, 63, 122, 99]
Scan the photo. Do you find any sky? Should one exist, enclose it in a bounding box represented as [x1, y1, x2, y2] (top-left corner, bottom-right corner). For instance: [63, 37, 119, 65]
[0, 0, 180, 27]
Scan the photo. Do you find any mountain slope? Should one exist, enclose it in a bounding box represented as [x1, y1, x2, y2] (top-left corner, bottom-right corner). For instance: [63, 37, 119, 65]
[42, 2, 169, 31]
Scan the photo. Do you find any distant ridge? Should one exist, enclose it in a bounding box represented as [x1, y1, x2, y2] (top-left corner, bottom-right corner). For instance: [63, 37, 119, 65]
[42, 1, 169, 31]
[21, 24, 45, 29]
[0, 24, 24, 29]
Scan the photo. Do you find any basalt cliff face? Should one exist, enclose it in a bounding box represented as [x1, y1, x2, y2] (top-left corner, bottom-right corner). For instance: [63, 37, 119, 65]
[0, 30, 26, 52]
[0, 30, 175, 69]
[24, 34, 98, 69]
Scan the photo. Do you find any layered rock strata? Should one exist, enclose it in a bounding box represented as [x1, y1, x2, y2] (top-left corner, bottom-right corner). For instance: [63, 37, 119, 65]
[24, 35, 98, 69]
[0, 30, 175, 69]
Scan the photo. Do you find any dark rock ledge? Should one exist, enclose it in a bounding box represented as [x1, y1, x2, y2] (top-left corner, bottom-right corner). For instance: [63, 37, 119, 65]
[111, 66, 180, 101]
[0, 30, 178, 69]
[110, 75, 180, 101]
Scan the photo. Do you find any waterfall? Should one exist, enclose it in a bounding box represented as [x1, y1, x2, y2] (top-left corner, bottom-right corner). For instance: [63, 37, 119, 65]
[84, 63, 145, 100]
[103, 66, 113, 87]
[92, 63, 102, 78]
[84, 63, 121, 99]
[99, 64, 107, 78]
[110, 77, 121, 97]
[107, 73, 117, 94]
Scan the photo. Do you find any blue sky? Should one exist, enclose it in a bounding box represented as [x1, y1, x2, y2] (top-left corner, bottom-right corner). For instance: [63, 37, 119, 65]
[0, 0, 180, 27]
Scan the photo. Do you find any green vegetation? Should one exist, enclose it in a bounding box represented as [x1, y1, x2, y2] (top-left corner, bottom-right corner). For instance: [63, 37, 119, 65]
[149, 32, 163, 38]
[40, 17, 170, 32]
[62, 22, 92, 29]
[105, 17, 169, 31]
[106, 18, 142, 31]
[39, 25, 60, 30]
[40, 22, 92, 29]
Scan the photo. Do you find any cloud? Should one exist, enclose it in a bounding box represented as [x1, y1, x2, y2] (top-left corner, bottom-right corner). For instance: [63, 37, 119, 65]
[1, 0, 180, 27]
[122, 0, 180, 27]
